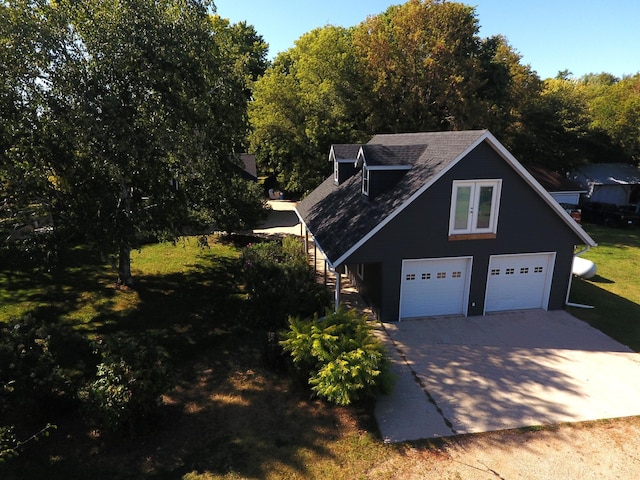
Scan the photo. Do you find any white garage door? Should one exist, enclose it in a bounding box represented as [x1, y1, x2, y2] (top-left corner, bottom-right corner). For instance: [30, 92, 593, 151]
[485, 253, 555, 312]
[400, 257, 472, 319]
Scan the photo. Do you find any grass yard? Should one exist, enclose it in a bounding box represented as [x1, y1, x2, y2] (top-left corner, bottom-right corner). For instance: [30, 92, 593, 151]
[2, 223, 640, 479]
[567, 223, 640, 351]
[1, 234, 435, 479]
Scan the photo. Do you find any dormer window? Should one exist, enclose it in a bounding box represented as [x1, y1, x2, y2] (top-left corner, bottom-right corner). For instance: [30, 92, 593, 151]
[362, 166, 370, 196]
[449, 179, 501, 238]
[334, 157, 339, 183]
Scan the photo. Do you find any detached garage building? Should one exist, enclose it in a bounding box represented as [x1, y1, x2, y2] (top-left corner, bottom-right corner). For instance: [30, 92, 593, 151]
[296, 130, 596, 322]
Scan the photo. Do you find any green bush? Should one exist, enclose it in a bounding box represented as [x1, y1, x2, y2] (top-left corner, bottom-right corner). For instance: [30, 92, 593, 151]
[0, 315, 94, 412]
[242, 236, 331, 329]
[0, 315, 84, 461]
[280, 308, 393, 405]
[79, 334, 173, 436]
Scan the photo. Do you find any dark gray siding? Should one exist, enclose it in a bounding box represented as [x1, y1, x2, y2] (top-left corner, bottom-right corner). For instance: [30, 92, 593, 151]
[343, 141, 583, 321]
[368, 169, 409, 199]
[336, 162, 358, 185]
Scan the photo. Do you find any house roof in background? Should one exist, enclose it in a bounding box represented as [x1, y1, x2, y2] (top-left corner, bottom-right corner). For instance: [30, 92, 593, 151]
[239, 153, 258, 180]
[570, 163, 640, 185]
[525, 165, 586, 193]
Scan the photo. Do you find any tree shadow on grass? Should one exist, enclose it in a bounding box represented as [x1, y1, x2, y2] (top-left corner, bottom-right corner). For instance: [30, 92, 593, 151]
[1, 245, 359, 479]
[3, 347, 352, 480]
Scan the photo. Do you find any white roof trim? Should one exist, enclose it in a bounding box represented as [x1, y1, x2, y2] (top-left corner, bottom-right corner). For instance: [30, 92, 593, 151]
[330, 131, 595, 267]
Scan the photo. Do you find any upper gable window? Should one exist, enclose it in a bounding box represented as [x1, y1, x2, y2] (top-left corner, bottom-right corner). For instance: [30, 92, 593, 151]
[334, 158, 339, 183]
[449, 180, 501, 237]
[362, 166, 370, 196]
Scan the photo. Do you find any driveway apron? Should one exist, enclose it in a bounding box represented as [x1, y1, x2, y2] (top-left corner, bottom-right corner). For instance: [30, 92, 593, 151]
[375, 310, 640, 443]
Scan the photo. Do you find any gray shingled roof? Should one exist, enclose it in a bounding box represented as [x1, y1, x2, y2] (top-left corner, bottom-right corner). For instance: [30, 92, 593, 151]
[296, 130, 489, 265]
[359, 144, 427, 167]
[331, 144, 362, 160]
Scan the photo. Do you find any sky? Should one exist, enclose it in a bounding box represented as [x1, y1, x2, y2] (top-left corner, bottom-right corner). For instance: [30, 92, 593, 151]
[213, 0, 640, 80]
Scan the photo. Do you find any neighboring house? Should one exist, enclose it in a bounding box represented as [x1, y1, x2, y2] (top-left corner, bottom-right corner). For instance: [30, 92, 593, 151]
[525, 165, 586, 205]
[296, 130, 596, 322]
[568, 163, 640, 206]
[236, 153, 258, 182]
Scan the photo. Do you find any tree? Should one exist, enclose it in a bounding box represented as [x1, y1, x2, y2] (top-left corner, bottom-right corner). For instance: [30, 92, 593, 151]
[588, 74, 640, 164]
[249, 26, 368, 194]
[352, 0, 489, 133]
[2, 0, 266, 285]
[1, 0, 64, 254]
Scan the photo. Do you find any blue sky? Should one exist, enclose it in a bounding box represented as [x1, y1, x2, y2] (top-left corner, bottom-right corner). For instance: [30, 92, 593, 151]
[213, 0, 640, 80]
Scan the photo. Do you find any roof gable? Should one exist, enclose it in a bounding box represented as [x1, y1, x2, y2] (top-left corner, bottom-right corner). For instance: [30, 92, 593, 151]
[330, 144, 361, 162]
[296, 130, 596, 267]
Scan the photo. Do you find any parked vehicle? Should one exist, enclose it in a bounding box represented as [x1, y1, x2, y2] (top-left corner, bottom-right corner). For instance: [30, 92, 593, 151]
[559, 203, 582, 224]
[581, 202, 640, 227]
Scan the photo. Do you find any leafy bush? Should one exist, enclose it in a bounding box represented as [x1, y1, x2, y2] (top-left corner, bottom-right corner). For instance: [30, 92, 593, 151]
[280, 307, 393, 405]
[79, 334, 173, 435]
[0, 314, 94, 412]
[242, 236, 331, 329]
[0, 315, 85, 461]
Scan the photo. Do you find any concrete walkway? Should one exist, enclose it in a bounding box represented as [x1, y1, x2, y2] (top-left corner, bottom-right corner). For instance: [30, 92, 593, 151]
[375, 310, 640, 443]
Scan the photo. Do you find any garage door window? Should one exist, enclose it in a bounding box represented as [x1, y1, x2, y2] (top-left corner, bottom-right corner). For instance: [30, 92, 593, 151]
[449, 180, 501, 236]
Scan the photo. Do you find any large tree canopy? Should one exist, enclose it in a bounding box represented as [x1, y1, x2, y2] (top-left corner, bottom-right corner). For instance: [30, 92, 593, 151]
[352, 0, 491, 133]
[1, 0, 266, 284]
[248, 0, 547, 193]
[249, 25, 368, 193]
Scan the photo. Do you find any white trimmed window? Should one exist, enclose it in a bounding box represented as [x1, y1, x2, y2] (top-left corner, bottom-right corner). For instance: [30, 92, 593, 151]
[357, 263, 364, 279]
[449, 180, 501, 235]
[362, 166, 370, 196]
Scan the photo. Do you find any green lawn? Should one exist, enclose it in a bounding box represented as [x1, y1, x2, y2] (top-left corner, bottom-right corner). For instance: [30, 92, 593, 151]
[568, 223, 640, 351]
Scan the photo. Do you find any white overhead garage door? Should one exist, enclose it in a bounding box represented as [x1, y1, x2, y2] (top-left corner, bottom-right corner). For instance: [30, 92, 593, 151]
[400, 257, 472, 319]
[485, 253, 555, 313]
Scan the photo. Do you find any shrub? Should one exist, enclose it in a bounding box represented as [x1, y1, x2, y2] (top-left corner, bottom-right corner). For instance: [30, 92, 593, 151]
[0, 314, 94, 413]
[280, 307, 393, 405]
[79, 334, 173, 436]
[0, 315, 83, 462]
[242, 237, 331, 329]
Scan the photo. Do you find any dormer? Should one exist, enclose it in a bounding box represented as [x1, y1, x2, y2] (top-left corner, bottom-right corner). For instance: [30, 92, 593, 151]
[355, 144, 422, 199]
[329, 144, 361, 185]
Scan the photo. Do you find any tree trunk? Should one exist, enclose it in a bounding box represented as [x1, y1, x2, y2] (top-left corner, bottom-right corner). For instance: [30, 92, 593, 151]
[118, 242, 134, 287]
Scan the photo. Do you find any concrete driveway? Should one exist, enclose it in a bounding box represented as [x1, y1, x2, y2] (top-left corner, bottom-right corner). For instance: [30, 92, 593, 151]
[375, 310, 640, 442]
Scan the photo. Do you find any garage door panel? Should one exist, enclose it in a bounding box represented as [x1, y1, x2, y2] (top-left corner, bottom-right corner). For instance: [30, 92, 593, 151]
[400, 257, 471, 319]
[485, 253, 554, 312]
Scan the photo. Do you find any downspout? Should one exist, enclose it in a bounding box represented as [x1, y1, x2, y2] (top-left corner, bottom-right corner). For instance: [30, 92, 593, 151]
[565, 245, 595, 309]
